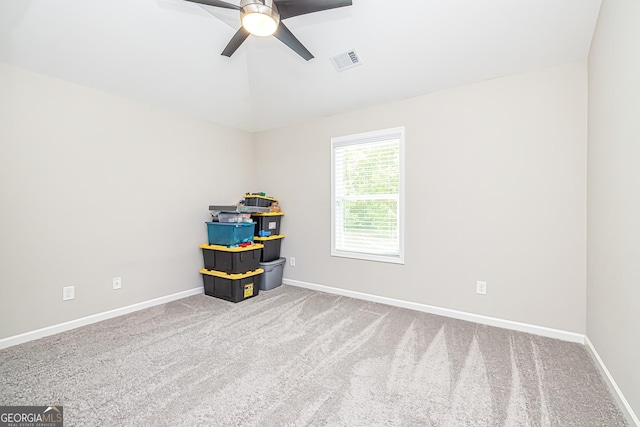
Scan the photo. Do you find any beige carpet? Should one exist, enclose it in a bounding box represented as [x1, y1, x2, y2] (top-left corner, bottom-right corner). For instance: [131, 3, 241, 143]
[0, 285, 628, 426]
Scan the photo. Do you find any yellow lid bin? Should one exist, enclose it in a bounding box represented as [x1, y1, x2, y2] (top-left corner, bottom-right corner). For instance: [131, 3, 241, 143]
[253, 234, 284, 262]
[199, 243, 264, 274]
[251, 212, 284, 237]
[243, 194, 278, 208]
[200, 268, 264, 303]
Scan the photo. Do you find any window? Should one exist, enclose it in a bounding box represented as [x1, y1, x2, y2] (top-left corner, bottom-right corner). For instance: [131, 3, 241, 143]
[331, 127, 404, 264]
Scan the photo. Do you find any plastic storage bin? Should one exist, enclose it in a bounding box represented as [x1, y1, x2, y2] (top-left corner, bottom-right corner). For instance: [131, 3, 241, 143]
[206, 222, 255, 246]
[251, 212, 284, 237]
[217, 212, 252, 223]
[200, 268, 264, 303]
[253, 234, 284, 262]
[200, 243, 263, 274]
[244, 194, 278, 207]
[256, 257, 286, 291]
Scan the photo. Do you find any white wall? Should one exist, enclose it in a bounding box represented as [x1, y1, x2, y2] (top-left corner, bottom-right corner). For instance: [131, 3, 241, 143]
[0, 63, 254, 339]
[588, 0, 640, 418]
[255, 61, 588, 333]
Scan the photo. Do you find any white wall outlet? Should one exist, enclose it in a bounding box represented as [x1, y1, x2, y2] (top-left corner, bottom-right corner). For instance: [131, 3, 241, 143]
[476, 281, 487, 295]
[63, 286, 75, 301]
[113, 277, 122, 290]
[290, 257, 296, 267]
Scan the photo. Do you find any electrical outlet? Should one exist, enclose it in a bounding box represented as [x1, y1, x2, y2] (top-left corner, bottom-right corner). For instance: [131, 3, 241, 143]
[113, 277, 122, 290]
[476, 281, 487, 295]
[290, 257, 296, 267]
[63, 286, 75, 301]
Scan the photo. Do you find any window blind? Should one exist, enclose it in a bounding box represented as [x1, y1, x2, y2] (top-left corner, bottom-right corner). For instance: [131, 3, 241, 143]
[331, 128, 404, 262]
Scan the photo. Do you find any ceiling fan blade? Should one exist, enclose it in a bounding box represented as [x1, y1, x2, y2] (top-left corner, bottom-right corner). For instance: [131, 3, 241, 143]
[274, 0, 352, 20]
[221, 27, 250, 57]
[273, 22, 313, 61]
[183, 0, 240, 11]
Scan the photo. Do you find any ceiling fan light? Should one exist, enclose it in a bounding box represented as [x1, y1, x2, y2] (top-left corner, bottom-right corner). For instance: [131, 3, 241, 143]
[240, 0, 280, 37]
[242, 13, 277, 36]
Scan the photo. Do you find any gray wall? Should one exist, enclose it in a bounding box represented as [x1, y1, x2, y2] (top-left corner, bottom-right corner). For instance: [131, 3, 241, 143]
[588, 0, 640, 417]
[255, 61, 588, 333]
[0, 63, 254, 339]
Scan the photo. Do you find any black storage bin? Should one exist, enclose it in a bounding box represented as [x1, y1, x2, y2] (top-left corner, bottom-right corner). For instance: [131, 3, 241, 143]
[253, 234, 284, 262]
[200, 268, 264, 303]
[244, 194, 278, 207]
[200, 243, 263, 274]
[251, 212, 284, 237]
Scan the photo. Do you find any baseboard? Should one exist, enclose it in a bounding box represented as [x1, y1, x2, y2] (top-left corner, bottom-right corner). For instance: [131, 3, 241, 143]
[585, 337, 640, 426]
[282, 278, 585, 344]
[0, 287, 204, 350]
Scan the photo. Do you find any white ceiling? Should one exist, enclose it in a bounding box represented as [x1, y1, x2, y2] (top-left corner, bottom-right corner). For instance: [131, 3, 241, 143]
[0, 0, 602, 132]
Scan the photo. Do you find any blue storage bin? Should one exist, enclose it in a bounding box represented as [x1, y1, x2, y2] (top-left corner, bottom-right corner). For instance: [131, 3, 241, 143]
[206, 222, 255, 246]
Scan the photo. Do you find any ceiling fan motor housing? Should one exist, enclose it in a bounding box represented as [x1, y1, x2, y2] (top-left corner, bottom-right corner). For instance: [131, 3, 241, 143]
[240, 0, 280, 36]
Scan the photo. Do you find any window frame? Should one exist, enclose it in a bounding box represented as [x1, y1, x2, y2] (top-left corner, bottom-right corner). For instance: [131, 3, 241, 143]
[330, 127, 405, 264]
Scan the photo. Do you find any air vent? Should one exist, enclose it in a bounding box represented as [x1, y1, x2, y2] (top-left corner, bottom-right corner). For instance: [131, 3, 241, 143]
[330, 49, 362, 72]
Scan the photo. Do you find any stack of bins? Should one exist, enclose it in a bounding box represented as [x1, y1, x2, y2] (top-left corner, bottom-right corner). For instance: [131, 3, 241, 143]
[244, 194, 286, 291]
[200, 219, 264, 302]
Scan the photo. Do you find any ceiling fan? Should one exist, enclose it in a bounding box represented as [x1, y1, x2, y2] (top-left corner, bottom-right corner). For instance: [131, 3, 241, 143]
[184, 0, 353, 61]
